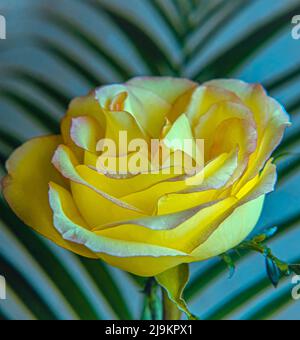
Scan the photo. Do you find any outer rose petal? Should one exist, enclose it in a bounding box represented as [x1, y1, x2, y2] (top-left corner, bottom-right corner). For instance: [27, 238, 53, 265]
[191, 195, 265, 259]
[49, 182, 190, 277]
[192, 160, 277, 259]
[127, 76, 197, 105]
[71, 175, 146, 227]
[65, 92, 106, 127]
[70, 165, 177, 227]
[70, 116, 103, 152]
[93, 161, 277, 259]
[61, 92, 106, 160]
[204, 79, 290, 190]
[52, 144, 140, 214]
[2, 135, 96, 258]
[93, 197, 238, 253]
[99, 254, 191, 277]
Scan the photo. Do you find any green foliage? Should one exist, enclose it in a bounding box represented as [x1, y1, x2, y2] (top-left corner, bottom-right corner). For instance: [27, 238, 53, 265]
[141, 278, 163, 320]
[236, 228, 291, 287]
[220, 253, 235, 279]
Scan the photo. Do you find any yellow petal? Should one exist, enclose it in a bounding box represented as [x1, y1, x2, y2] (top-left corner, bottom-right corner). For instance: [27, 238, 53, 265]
[204, 79, 290, 190]
[185, 150, 238, 189]
[70, 116, 103, 152]
[52, 145, 141, 219]
[95, 83, 171, 138]
[191, 195, 265, 259]
[157, 190, 216, 215]
[70, 164, 183, 226]
[61, 92, 105, 160]
[156, 151, 236, 215]
[185, 85, 241, 126]
[163, 114, 202, 164]
[94, 161, 276, 257]
[193, 101, 257, 182]
[49, 182, 190, 277]
[65, 91, 106, 128]
[123, 151, 236, 215]
[236, 159, 277, 203]
[83, 150, 99, 168]
[2, 135, 95, 258]
[76, 164, 176, 198]
[93, 199, 219, 232]
[99, 254, 191, 277]
[192, 160, 277, 259]
[121, 179, 188, 214]
[71, 176, 146, 227]
[102, 109, 148, 154]
[94, 197, 237, 253]
[127, 76, 197, 105]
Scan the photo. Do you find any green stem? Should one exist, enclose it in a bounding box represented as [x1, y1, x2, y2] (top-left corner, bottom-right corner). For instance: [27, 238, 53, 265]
[162, 290, 182, 320]
[141, 278, 163, 320]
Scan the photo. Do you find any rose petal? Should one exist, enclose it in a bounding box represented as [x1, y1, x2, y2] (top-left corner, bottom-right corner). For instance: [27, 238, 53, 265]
[185, 85, 242, 126]
[52, 144, 141, 213]
[204, 79, 290, 191]
[127, 76, 197, 105]
[61, 92, 106, 160]
[191, 195, 265, 259]
[94, 197, 237, 253]
[70, 116, 103, 152]
[191, 160, 278, 259]
[95, 83, 171, 138]
[2, 135, 96, 258]
[49, 182, 188, 258]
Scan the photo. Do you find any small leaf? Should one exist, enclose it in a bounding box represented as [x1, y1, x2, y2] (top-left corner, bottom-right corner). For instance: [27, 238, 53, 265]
[220, 253, 235, 279]
[156, 264, 197, 320]
[264, 227, 278, 239]
[252, 226, 278, 244]
[265, 257, 281, 288]
[252, 234, 267, 244]
[274, 260, 290, 276]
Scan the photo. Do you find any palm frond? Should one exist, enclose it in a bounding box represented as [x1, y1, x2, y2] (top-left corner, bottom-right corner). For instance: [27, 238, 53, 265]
[193, 2, 300, 80]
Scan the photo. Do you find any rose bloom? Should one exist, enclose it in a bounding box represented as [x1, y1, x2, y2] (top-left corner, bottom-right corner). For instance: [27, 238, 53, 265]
[2, 77, 290, 277]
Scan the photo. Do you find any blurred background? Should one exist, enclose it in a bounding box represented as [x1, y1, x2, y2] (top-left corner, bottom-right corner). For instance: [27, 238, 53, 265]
[0, 0, 300, 320]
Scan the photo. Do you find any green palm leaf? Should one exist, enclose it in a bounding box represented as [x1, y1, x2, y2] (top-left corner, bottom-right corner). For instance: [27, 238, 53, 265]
[193, 2, 300, 80]
[244, 281, 297, 320]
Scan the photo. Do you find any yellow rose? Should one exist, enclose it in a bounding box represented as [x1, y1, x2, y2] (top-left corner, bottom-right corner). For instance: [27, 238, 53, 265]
[2, 77, 290, 277]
